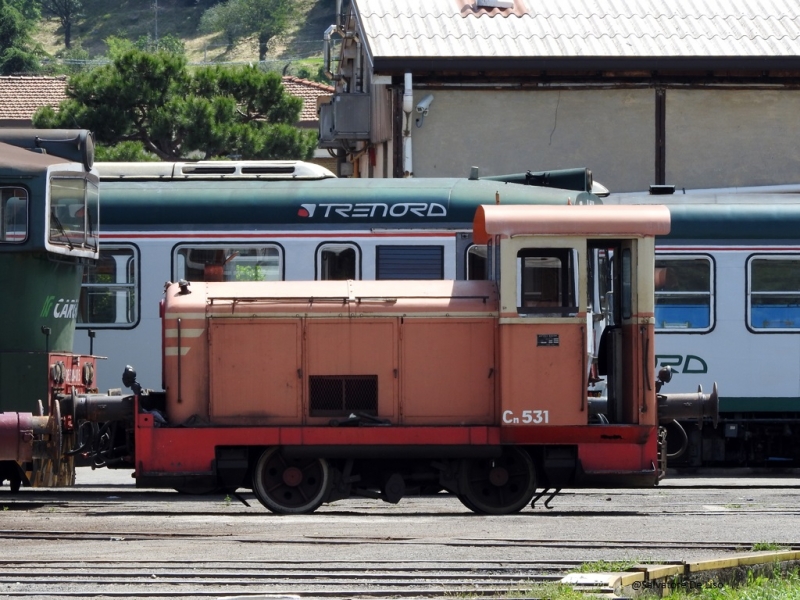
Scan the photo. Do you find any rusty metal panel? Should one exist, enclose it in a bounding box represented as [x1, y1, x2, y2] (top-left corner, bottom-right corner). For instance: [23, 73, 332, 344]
[400, 318, 495, 425]
[208, 319, 302, 425]
[370, 83, 392, 144]
[305, 320, 398, 420]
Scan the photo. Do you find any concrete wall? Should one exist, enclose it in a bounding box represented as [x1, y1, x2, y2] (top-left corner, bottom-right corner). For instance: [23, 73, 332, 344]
[408, 88, 655, 193]
[351, 86, 800, 193]
[666, 89, 800, 190]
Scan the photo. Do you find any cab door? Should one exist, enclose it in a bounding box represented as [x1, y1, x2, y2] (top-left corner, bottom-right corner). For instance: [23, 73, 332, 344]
[592, 239, 654, 426]
[499, 242, 588, 427]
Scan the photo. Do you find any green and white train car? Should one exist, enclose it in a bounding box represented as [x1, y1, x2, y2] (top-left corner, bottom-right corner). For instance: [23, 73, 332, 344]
[605, 192, 800, 467]
[69, 159, 800, 468]
[75, 163, 599, 393]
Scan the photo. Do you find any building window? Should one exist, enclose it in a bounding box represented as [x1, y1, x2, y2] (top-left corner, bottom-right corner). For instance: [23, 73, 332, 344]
[78, 245, 138, 327]
[748, 255, 800, 331]
[318, 243, 359, 280]
[517, 248, 577, 316]
[655, 256, 713, 331]
[174, 244, 282, 282]
[376, 245, 444, 280]
[0, 187, 27, 243]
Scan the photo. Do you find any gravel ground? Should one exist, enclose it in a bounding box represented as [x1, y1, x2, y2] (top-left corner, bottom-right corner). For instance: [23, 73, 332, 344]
[2, 469, 799, 567]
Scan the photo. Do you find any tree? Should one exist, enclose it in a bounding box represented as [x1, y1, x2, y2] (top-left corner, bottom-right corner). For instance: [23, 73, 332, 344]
[9, 0, 40, 21]
[200, 0, 295, 61]
[0, 0, 40, 74]
[32, 47, 318, 161]
[39, 0, 83, 49]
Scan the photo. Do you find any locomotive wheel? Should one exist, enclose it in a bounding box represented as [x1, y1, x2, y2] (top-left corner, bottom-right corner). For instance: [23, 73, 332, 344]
[252, 448, 330, 515]
[458, 447, 536, 515]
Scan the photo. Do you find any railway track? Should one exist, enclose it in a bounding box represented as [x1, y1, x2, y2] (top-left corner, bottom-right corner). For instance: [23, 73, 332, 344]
[0, 528, 797, 553]
[4, 481, 800, 598]
[0, 559, 575, 598]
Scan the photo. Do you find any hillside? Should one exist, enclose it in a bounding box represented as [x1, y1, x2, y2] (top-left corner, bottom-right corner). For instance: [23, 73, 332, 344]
[33, 0, 334, 69]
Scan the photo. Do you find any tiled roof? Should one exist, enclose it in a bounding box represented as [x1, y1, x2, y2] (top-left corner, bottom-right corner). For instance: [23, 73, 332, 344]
[281, 76, 334, 123]
[0, 75, 333, 123]
[353, 0, 800, 61]
[0, 76, 68, 120]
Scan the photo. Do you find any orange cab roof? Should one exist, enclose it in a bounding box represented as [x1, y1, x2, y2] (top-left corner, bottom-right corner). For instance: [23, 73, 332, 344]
[472, 204, 671, 244]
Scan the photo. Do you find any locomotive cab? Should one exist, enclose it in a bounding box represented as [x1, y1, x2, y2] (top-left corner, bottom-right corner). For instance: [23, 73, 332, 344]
[475, 205, 665, 431]
[475, 205, 717, 485]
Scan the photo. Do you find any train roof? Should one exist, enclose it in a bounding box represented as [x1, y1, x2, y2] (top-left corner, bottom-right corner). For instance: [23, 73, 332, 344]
[473, 204, 670, 243]
[96, 160, 336, 180]
[0, 140, 76, 175]
[605, 192, 800, 240]
[605, 191, 800, 205]
[99, 176, 597, 230]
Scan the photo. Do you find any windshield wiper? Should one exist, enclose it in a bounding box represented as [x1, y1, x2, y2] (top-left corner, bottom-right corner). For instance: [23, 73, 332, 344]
[50, 211, 74, 250]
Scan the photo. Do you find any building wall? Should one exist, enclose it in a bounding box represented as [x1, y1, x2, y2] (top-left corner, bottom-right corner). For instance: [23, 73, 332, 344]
[666, 89, 800, 190]
[352, 85, 800, 193]
[407, 88, 655, 193]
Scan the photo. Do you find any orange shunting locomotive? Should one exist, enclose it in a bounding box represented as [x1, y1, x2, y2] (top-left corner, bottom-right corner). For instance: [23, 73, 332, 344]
[18, 204, 719, 513]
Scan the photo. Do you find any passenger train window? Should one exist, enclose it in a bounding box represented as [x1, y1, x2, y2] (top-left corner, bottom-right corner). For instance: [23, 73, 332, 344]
[0, 187, 27, 243]
[174, 244, 282, 282]
[376, 245, 444, 280]
[516, 248, 577, 316]
[466, 244, 487, 280]
[654, 256, 713, 332]
[78, 245, 138, 328]
[317, 243, 359, 280]
[748, 255, 800, 331]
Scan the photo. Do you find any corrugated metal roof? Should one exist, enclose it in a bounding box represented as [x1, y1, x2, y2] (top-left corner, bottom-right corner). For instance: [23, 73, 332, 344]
[353, 0, 800, 60]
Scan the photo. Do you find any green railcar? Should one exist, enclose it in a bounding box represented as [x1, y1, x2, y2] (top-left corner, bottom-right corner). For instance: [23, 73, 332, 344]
[0, 130, 98, 489]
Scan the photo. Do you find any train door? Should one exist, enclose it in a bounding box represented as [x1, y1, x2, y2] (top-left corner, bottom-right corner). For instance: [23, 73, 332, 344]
[498, 238, 588, 426]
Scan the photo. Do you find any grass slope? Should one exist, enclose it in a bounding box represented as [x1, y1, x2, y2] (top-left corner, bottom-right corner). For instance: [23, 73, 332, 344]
[34, 0, 333, 65]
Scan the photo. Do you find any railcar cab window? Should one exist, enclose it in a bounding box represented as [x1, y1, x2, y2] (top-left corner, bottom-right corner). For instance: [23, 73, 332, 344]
[0, 187, 27, 243]
[317, 243, 359, 280]
[49, 175, 99, 250]
[174, 244, 282, 282]
[516, 249, 578, 316]
[78, 246, 138, 328]
[654, 256, 713, 331]
[748, 255, 800, 331]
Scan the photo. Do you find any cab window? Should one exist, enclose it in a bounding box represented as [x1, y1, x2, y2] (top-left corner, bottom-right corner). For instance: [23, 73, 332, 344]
[517, 248, 577, 316]
[49, 176, 98, 250]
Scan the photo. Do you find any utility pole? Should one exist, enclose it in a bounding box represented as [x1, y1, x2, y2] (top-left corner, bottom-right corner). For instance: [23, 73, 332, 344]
[154, 0, 159, 48]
